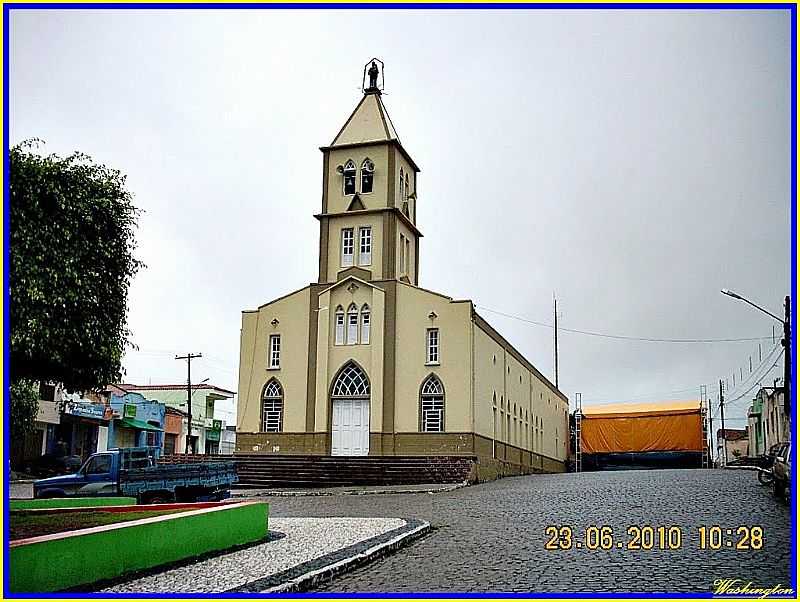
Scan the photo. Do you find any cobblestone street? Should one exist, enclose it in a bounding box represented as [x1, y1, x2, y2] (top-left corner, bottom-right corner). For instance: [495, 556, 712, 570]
[258, 469, 792, 593]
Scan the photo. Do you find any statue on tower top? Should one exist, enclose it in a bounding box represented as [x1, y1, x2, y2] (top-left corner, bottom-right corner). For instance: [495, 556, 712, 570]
[363, 58, 384, 94]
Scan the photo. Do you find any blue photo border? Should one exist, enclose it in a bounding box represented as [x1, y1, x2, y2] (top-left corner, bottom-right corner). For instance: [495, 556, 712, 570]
[2, 2, 796, 598]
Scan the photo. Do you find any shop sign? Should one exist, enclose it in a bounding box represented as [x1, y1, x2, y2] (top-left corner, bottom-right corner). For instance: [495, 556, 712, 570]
[65, 401, 108, 420]
[123, 404, 137, 419]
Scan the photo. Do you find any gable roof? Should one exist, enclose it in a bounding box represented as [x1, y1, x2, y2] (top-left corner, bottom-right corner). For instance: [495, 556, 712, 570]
[330, 92, 399, 147]
[116, 383, 236, 397]
[318, 274, 382, 298]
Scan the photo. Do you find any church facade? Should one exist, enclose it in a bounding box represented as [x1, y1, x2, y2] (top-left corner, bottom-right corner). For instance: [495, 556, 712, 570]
[236, 62, 568, 477]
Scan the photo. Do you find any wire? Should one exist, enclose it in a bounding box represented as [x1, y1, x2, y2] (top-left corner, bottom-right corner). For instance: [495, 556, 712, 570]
[721, 351, 784, 408]
[721, 343, 783, 403]
[476, 305, 774, 344]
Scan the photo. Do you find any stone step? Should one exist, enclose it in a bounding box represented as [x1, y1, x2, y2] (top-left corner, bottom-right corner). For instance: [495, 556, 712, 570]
[159, 453, 476, 487]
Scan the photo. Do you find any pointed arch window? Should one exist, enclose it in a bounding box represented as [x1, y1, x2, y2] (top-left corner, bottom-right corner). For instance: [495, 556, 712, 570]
[420, 375, 445, 432]
[332, 362, 370, 398]
[360, 159, 375, 194]
[360, 304, 371, 344]
[399, 167, 405, 200]
[261, 380, 283, 432]
[346, 303, 359, 344]
[334, 305, 345, 345]
[343, 160, 356, 195]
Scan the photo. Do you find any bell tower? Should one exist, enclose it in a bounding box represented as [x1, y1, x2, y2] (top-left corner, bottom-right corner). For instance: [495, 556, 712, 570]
[316, 59, 422, 286]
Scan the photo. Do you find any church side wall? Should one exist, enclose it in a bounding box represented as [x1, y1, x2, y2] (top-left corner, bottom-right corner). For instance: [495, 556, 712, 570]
[235, 287, 311, 440]
[471, 319, 568, 476]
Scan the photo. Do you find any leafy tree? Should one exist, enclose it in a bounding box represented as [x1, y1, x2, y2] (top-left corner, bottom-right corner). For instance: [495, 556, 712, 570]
[10, 380, 39, 440]
[10, 140, 143, 430]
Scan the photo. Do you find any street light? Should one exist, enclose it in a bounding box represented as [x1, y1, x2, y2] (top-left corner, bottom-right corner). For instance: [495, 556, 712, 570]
[720, 289, 791, 416]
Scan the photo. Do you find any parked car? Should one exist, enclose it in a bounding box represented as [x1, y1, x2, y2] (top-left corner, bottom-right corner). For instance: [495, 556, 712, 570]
[33, 446, 238, 504]
[772, 441, 791, 499]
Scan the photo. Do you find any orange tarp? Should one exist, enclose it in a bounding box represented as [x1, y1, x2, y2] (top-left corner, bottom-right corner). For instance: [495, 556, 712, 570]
[581, 400, 703, 454]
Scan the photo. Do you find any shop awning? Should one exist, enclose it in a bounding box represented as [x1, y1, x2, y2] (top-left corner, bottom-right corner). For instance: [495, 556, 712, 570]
[120, 418, 164, 432]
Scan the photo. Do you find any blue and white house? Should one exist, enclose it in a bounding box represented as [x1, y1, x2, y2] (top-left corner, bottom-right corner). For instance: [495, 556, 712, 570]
[107, 391, 166, 452]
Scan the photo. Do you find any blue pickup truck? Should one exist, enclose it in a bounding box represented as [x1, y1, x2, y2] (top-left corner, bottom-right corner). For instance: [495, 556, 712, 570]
[33, 447, 238, 504]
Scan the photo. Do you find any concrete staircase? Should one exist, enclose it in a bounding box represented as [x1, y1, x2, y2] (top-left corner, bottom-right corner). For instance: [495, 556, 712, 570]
[160, 454, 477, 488]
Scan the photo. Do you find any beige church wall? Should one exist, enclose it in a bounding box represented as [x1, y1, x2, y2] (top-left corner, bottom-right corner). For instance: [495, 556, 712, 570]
[471, 326, 507, 442]
[471, 317, 569, 463]
[395, 220, 416, 284]
[237, 312, 258, 432]
[325, 145, 389, 214]
[393, 284, 472, 433]
[394, 151, 416, 209]
[531, 383, 569, 461]
[325, 213, 385, 283]
[236, 286, 311, 434]
[314, 281, 386, 436]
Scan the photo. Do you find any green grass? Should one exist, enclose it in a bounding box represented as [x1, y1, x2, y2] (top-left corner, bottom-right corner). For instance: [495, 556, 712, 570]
[10, 509, 185, 540]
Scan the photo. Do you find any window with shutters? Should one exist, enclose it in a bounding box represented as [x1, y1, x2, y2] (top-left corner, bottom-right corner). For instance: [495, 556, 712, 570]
[359, 227, 372, 266]
[269, 334, 281, 369]
[360, 304, 371, 344]
[360, 159, 374, 194]
[347, 303, 359, 344]
[341, 228, 354, 266]
[426, 328, 439, 364]
[343, 160, 356, 195]
[420, 375, 445, 433]
[261, 380, 283, 432]
[334, 306, 345, 345]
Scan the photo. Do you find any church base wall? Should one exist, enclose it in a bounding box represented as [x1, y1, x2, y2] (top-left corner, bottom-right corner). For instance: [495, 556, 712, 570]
[235, 431, 566, 479]
[236, 432, 329, 455]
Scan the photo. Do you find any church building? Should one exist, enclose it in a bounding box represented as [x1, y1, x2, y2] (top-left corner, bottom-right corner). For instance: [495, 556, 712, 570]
[236, 60, 568, 478]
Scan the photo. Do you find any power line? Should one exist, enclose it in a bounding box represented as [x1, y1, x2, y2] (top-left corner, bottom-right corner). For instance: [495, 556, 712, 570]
[476, 305, 773, 344]
[723, 351, 784, 408]
[721, 343, 782, 404]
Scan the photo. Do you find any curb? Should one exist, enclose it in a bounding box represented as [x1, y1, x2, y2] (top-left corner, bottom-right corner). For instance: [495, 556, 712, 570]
[235, 480, 469, 498]
[262, 519, 432, 593]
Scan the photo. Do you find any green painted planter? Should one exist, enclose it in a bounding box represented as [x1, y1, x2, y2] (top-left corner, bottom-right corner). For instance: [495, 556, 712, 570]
[10, 501, 269, 592]
[9, 497, 137, 510]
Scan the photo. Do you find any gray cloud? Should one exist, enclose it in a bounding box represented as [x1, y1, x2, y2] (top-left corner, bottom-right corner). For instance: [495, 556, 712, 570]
[10, 9, 791, 426]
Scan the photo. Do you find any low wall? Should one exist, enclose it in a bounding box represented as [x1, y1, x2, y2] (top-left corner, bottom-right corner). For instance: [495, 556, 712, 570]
[10, 501, 269, 592]
[9, 497, 137, 510]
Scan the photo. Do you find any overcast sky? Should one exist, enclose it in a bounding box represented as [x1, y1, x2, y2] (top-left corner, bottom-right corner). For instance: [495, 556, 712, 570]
[10, 9, 791, 429]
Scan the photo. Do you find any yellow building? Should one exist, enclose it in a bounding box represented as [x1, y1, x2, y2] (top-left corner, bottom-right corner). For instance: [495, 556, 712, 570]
[236, 61, 568, 478]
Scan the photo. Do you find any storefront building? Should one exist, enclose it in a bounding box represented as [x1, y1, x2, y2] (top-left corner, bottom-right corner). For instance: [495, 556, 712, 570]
[57, 400, 113, 461]
[108, 392, 165, 452]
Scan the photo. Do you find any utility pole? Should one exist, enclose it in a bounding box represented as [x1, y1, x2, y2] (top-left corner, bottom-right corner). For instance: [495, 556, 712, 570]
[719, 380, 727, 467]
[554, 295, 559, 390]
[176, 353, 202, 455]
[707, 397, 714, 467]
[782, 295, 791, 416]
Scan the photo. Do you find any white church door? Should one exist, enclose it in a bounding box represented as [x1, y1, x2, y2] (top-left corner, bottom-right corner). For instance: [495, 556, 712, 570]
[330, 362, 370, 456]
